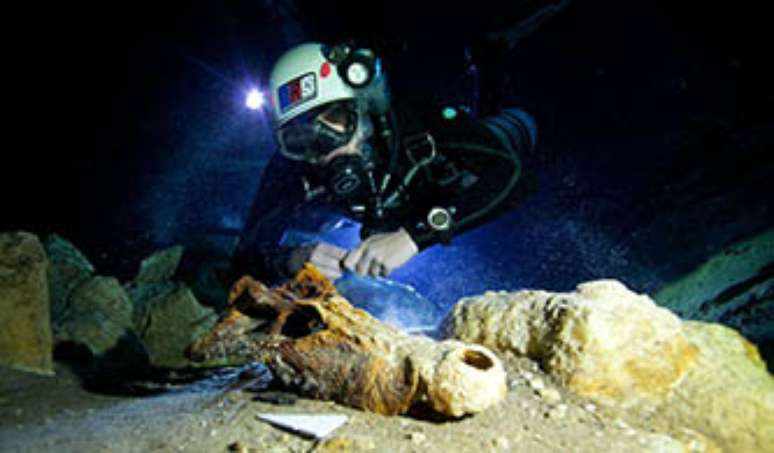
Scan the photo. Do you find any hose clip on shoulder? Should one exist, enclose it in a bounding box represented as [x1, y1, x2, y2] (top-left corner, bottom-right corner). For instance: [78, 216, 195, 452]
[383, 132, 438, 209]
[427, 206, 453, 245]
[404, 132, 437, 166]
[302, 177, 327, 201]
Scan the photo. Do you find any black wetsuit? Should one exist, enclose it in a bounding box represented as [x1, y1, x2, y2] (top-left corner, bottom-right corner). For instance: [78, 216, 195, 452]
[232, 100, 537, 283]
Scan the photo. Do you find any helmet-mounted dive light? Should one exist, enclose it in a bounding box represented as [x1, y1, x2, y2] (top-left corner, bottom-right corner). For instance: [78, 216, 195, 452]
[323, 44, 379, 89]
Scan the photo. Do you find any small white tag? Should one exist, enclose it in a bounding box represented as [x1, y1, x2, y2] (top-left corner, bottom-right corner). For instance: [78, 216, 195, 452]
[256, 413, 348, 439]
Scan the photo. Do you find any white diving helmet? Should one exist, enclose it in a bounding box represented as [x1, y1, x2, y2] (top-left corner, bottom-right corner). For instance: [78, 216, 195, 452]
[268, 42, 389, 164]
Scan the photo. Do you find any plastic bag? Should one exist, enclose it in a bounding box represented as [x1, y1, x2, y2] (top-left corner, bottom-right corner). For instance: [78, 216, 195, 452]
[279, 214, 442, 332]
[335, 272, 442, 332]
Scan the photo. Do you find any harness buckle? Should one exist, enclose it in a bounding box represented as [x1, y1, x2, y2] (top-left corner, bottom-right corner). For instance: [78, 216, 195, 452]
[404, 132, 437, 165]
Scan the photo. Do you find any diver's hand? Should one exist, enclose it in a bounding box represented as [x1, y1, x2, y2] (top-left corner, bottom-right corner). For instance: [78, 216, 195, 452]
[289, 242, 347, 281]
[343, 228, 419, 277]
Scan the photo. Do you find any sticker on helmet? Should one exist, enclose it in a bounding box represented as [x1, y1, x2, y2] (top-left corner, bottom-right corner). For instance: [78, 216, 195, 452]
[278, 73, 317, 113]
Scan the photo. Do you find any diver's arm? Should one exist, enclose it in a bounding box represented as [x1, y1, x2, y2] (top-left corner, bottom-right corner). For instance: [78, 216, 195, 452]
[403, 108, 537, 250]
[231, 154, 309, 283]
[232, 205, 298, 282]
[342, 227, 418, 277]
[232, 206, 301, 283]
[233, 232, 347, 282]
[232, 152, 351, 282]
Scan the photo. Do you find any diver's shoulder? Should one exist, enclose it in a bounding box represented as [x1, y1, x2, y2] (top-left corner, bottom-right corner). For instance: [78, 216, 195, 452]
[391, 95, 476, 137]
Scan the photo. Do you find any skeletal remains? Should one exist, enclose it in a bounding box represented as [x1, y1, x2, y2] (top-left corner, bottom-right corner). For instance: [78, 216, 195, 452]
[187, 264, 506, 416]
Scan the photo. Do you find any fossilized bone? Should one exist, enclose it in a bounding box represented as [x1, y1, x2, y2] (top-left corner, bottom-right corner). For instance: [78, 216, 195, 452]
[187, 264, 506, 417]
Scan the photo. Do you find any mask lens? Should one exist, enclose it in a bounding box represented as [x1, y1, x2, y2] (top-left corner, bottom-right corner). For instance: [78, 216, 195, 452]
[277, 101, 357, 162]
[317, 102, 356, 134]
[277, 124, 318, 160]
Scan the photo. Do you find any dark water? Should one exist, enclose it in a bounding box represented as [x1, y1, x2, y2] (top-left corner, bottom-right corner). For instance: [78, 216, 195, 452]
[6, 0, 773, 315]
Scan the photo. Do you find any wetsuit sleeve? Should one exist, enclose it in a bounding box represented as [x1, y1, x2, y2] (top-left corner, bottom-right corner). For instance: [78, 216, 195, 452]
[403, 108, 537, 250]
[231, 153, 309, 283]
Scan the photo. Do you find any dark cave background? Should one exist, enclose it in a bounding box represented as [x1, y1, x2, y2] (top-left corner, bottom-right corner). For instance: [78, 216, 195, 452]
[5, 1, 773, 340]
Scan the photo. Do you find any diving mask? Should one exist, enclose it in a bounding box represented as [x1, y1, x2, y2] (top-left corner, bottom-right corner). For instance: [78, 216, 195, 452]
[277, 100, 359, 163]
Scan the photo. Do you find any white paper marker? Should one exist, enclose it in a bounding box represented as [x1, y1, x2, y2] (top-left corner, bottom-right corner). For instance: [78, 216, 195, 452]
[256, 413, 349, 439]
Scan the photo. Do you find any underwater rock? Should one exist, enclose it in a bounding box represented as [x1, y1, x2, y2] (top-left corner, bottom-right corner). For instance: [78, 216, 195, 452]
[134, 245, 184, 284]
[0, 232, 53, 375]
[126, 246, 187, 330]
[126, 247, 218, 369]
[443, 280, 774, 451]
[56, 276, 147, 363]
[43, 234, 95, 326]
[188, 264, 506, 417]
[133, 284, 217, 368]
[659, 321, 774, 452]
[654, 228, 774, 363]
[443, 280, 698, 407]
[126, 280, 179, 329]
[670, 428, 722, 453]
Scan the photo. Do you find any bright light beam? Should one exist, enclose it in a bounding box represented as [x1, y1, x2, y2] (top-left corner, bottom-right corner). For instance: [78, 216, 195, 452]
[245, 89, 265, 110]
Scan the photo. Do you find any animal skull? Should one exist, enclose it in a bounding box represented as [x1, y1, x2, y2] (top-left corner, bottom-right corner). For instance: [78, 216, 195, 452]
[187, 264, 506, 417]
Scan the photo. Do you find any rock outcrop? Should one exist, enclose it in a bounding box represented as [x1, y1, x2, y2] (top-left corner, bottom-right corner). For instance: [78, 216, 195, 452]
[126, 246, 217, 369]
[0, 232, 53, 375]
[188, 264, 507, 417]
[44, 234, 95, 326]
[55, 275, 148, 369]
[45, 236, 152, 370]
[658, 321, 774, 453]
[45, 240, 216, 370]
[443, 280, 698, 408]
[442, 279, 774, 452]
[134, 245, 184, 284]
[131, 283, 216, 369]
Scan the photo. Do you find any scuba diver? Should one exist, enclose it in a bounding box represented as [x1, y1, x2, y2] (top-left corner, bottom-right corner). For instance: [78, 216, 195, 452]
[232, 42, 537, 283]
